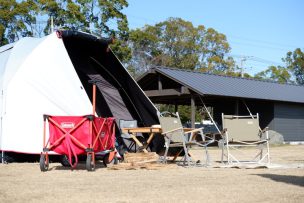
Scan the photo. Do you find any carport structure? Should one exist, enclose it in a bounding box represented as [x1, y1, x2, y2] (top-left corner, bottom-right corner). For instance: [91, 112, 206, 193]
[137, 67, 304, 142]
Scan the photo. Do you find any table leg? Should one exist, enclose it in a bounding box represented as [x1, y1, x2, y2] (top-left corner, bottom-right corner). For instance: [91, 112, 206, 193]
[143, 133, 155, 149]
[130, 133, 148, 153]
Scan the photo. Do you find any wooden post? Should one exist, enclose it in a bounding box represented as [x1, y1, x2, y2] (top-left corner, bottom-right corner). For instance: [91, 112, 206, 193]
[174, 103, 178, 113]
[191, 94, 195, 128]
[235, 99, 239, 115]
[158, 75, 162, 91]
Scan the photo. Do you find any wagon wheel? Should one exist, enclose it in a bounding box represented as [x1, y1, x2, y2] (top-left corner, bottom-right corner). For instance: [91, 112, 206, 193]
[86, 154, 95, 171]
[40, 154, 49, 172]
[103, 152, 118, 167]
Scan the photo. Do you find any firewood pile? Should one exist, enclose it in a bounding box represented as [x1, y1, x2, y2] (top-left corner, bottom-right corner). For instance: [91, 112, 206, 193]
[108, 152, 177, 170]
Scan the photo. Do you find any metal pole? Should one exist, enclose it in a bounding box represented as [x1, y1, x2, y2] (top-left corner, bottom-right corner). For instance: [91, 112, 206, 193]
[1, 151, 4, 164]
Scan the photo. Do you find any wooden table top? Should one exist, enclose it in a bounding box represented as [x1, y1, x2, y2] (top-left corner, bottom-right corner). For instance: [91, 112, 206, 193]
[121, 127, 162, 133]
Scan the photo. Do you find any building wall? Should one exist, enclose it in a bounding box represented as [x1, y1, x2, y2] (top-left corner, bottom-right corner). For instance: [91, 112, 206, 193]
[272, 102, 304, 141]
[212, 99, 274, 130]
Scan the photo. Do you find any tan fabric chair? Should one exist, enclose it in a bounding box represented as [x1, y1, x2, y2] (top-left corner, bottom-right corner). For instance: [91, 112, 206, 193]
[158, 111, 214, 166]
[220, 113, 270, 164]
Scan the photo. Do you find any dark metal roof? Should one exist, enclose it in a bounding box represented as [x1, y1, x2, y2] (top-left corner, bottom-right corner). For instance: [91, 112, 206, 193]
[151, 67, 304, 103]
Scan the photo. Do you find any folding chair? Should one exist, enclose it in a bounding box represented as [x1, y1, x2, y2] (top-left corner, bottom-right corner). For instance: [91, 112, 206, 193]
[119, 120, 145, 152]
[220, 113, 270, 164]
[158, 112, 214, 166]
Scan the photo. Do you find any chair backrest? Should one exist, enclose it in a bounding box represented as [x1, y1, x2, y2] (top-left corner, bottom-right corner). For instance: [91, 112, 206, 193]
[158, 112, 185, 143]
[119, 120, 138, 137]
[119, 120, 138, 129]
[222, 114, 260, 141]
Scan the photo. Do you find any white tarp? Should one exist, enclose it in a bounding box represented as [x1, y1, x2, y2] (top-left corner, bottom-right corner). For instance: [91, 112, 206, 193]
[0, 33, 92, 153]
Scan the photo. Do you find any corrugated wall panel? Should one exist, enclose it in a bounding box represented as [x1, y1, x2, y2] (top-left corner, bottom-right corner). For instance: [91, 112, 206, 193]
[274, 103, 304, 141]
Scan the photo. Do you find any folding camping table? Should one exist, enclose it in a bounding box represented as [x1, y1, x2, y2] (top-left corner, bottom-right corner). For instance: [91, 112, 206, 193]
[121, 127, 162, 153]
[121, 127, 195, 153]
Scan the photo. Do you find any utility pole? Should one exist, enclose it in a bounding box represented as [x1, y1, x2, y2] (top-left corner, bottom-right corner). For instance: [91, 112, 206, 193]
[239, 56, 253, 77]
[50, 15, 54, 33]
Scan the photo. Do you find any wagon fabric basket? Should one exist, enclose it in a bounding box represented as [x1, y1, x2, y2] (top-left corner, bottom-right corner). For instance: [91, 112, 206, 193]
[40, 114, 116, 171]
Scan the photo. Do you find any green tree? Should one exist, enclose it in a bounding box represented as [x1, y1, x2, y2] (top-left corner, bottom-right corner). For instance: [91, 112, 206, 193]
[0, 0, 38, 46]
[1, 0, 131, 62]
[284, 48, 304, 85]
[37, 0, 131, 62]
[254, 65, 291, 84]
[128, 18, 234, 76]
[254, 48, 304, 85]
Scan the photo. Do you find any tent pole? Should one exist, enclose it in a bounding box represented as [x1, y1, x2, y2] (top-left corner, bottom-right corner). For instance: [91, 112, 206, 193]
[198, 95, 221, 134]
[242, 99, 253, 118]
[92, 83, 96, 115]
[242, 99, 262, 131]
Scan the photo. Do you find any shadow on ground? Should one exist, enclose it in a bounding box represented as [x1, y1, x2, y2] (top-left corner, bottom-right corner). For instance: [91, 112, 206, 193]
[254, 174, 304, 187]
[49, 162, 107, 171]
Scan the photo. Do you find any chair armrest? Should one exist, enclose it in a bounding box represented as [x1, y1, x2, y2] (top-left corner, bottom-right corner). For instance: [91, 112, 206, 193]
[184, 127, 204, 134]
[161, 127, 183, 135]
[187, 128, 203, 141]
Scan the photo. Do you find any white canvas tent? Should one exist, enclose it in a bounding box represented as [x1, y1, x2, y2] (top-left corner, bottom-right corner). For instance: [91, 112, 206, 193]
[0, 31, 159, 155]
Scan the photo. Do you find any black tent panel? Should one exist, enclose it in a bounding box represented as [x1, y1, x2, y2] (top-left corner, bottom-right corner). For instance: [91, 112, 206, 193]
[60, 30, 159, 127]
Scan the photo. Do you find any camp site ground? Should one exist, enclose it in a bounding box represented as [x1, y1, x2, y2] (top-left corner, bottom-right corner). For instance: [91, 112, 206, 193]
[0, 144, 303, 203]
[0, 30, 303, 203]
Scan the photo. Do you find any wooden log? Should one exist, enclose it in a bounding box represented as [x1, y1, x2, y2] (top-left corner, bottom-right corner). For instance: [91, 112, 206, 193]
[124, 152, 159, 163]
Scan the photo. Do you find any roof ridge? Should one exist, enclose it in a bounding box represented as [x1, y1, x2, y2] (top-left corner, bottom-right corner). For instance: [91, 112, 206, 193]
[154, 66, 303, 87]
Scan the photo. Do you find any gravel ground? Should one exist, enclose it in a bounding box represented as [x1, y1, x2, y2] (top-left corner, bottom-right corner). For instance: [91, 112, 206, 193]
[0, 145, 303, 203]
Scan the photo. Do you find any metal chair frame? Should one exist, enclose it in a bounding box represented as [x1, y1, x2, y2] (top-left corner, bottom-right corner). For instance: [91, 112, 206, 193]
[158, 111, 214, 166]
[220, 113, 270, 165]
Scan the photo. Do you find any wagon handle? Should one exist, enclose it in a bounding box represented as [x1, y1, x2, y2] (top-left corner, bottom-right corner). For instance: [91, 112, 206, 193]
[88, 80, 98, 115]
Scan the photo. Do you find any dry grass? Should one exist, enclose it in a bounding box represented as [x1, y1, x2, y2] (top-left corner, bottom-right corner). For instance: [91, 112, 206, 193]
[0, 145, 303, 203]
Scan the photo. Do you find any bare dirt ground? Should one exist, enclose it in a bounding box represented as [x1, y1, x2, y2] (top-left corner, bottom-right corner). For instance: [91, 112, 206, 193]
[0, 145, 303, 203]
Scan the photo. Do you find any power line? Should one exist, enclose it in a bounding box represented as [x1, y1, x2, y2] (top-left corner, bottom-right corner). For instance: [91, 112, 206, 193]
[229, 54, 285, 76]
[227, 34, 300, 49]
[229, 40, 289, 51]
[250, 57, 284, 66]
[229, 54, 283, 65]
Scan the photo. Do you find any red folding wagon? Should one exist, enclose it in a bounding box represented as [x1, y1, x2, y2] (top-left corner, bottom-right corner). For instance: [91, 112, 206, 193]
[40, 81, 117, 171]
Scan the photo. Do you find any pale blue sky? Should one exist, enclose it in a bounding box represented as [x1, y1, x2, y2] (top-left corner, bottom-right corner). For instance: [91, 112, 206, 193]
[123, 0, 304, 75]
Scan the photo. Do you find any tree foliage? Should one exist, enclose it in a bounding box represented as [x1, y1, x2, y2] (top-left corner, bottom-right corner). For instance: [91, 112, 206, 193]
[254, 65, 291, 84]
[0, 0, 38, 45]
[254, 48, 304, 85]
[0, 0, 131, 62]
[128, 18, 235, 76]
[284, 48, 304, 85]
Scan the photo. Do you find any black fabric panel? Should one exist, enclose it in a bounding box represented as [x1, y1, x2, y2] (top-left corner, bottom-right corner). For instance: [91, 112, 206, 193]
[103, 51, 159, 126]
[60, 30, 160, 152]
